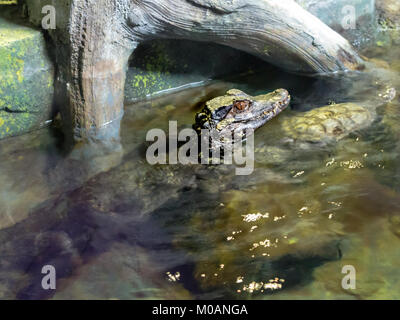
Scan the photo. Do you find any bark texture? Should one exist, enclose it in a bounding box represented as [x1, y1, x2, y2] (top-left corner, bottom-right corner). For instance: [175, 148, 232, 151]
[26, 0, 364, 148]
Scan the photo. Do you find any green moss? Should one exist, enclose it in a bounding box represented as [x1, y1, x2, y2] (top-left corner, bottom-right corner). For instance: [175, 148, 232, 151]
[0, 16, 54, 138]
[125, 42, 177, 99]
[0, 18, 54, 113]
[125, 39, 267, 102]
[0, 20, 36, 46]
[0, 110, 46, 139]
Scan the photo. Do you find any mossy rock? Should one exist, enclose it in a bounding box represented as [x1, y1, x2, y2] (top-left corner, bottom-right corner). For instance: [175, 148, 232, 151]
[0, 13, 54, 138]
[0, 110, 48, 139]
[282, 103, 374, 142]
[124, 39, 263, 102]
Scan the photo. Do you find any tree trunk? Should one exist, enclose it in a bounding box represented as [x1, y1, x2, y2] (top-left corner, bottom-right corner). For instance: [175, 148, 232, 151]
[26, 0, 365, 149]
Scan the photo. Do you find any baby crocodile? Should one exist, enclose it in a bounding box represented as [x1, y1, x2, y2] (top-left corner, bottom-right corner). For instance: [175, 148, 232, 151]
[0, 88, 292, 298]
[194, 88, 290, 145]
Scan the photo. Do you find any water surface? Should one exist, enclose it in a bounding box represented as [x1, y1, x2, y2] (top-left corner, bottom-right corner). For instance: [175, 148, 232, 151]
[0, 43, 399, 300]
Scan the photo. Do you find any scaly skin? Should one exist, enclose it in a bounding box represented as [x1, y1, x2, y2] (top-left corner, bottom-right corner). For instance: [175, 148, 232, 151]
[194, 89, 290, 149]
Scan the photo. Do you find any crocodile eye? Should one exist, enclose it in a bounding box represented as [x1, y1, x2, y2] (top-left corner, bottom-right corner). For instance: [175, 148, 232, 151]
[234, 100, 251, 112]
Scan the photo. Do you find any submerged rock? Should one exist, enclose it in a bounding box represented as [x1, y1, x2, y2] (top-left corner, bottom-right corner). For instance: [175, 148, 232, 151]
[311, 216, 400, 299]
[52, 243, 192, 300]
[170, 178, 347, 297]
[182, 161, 400, 299]
[253, 101, 376, 173]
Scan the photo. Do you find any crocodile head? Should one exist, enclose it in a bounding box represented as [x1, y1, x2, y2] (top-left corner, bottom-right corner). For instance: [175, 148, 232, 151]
[194, 89, 290, 140]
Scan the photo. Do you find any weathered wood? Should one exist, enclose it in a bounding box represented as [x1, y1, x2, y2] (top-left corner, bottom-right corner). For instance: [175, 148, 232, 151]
[135, 0, 364, 73]
[25, 0, 365, 148]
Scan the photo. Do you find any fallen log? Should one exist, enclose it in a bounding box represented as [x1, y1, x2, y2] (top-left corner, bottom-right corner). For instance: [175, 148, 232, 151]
[25, 0, 365, 149]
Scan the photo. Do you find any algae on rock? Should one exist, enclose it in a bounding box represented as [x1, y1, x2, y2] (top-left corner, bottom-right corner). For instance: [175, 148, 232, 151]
[0, 13, 54, 139]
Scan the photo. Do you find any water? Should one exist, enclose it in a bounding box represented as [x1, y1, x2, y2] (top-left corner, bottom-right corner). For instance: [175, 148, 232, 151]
[0, 44, 399, 300]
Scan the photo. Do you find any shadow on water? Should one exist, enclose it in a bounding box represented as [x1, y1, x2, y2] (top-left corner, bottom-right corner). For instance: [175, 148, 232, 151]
[1, 174, 192, 299]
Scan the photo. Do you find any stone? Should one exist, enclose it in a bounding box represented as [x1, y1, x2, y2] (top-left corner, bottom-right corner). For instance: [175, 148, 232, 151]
[125, 40, 263, 102]
[52, 243, 192, 300]
[263, 167, 400, 299]
[0, 9, 54, 139]
[282, 103, 374, 142]
[173, 181, 346, 296]
[0, 110, 48, 139]
[312, 218, 400, 299]
[0, 128, 56, 231]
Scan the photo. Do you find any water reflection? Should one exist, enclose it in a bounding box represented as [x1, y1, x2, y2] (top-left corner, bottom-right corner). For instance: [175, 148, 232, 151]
[0, 41, 399, 299]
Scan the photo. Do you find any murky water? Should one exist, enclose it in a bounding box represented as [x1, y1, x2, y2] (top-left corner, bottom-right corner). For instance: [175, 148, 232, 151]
[0, 41, 399, 300]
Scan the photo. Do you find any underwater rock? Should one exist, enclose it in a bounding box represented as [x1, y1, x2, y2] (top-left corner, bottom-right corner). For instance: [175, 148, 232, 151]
[252, 102, 375, 170]
[389, 215, 400, 238]
[0, 12, 54, 139]
[254, 146, 293, 166]
[392, 60, 400, 73]
[0, 271, 30, 300]
[382, 98, 400, 190]
[0, 226, 82, 299]
[177, 146, 400, 298]
[383, 99, 400, 134]
[0, 129, 56, 230]
[171, 181, 346, 297]
[312, 218, 400, 299]
[260, 165, 400, 299]
[282, 103, 374, 143]
[0, 150, 200, 298]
